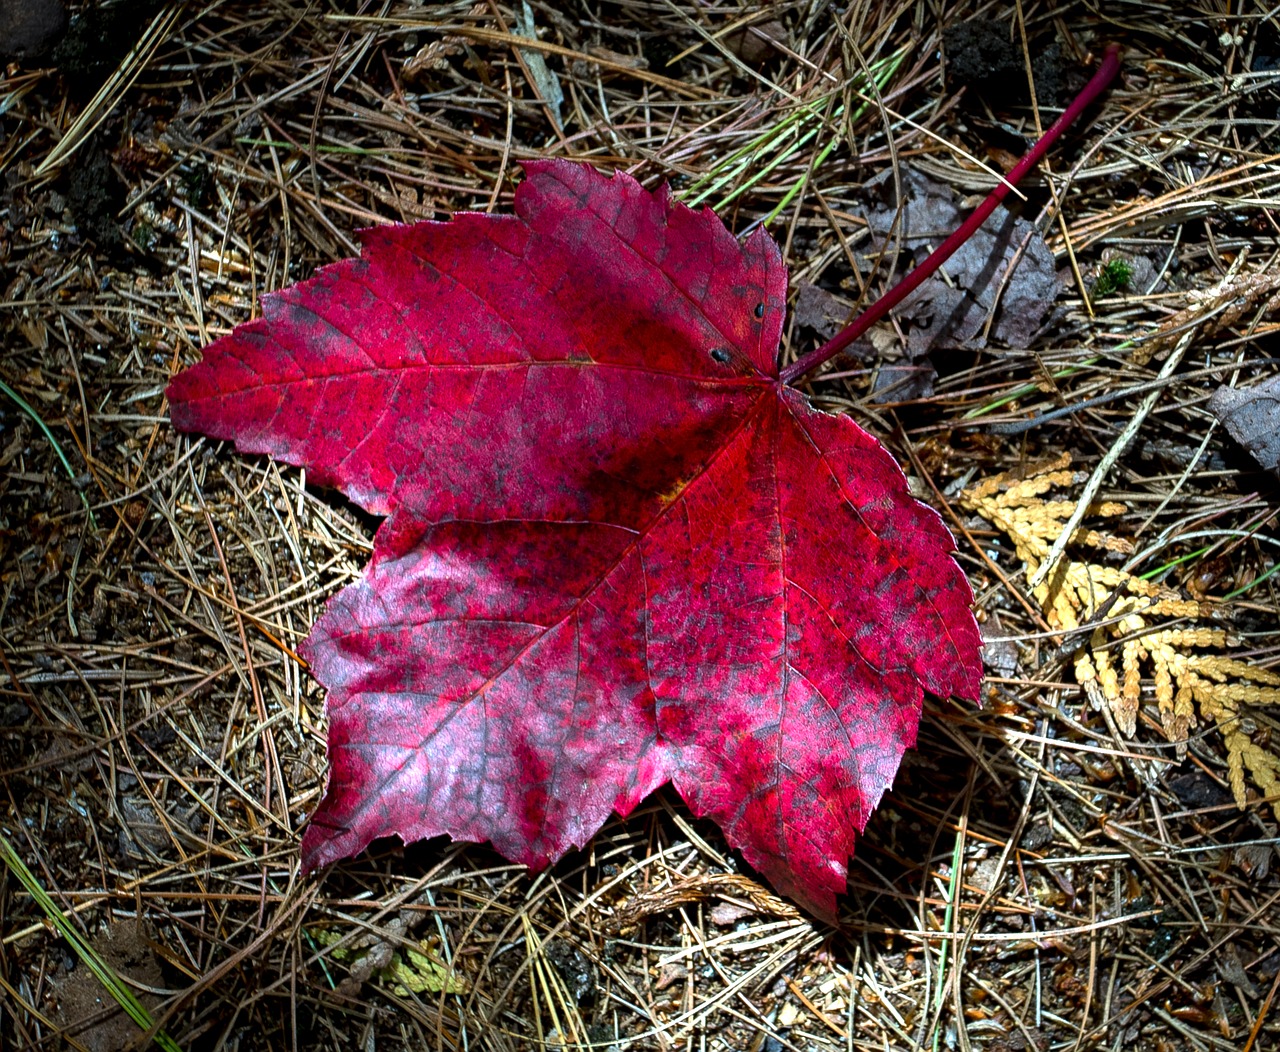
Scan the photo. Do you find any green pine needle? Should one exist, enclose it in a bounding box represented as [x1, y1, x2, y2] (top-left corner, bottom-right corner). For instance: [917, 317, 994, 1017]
[0, 831, 183, 1052]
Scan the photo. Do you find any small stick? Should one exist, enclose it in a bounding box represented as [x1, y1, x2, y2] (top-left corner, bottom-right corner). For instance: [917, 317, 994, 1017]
[780, 45, 1122, 387]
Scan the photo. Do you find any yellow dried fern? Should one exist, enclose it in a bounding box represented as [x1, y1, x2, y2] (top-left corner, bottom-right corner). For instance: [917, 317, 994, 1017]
[961, 454, 1280, 818]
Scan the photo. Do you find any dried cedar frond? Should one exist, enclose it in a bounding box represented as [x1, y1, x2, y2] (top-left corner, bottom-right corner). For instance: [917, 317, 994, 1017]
[963, 456, 1280, 818]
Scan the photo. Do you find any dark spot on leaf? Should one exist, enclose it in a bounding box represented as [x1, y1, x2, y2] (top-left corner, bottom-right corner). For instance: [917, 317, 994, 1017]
[711, 348, 731, 363]
[754, 302, 765, 319]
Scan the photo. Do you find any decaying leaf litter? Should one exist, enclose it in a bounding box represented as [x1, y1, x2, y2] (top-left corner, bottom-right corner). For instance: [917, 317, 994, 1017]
[3, 2, 1280, 1050]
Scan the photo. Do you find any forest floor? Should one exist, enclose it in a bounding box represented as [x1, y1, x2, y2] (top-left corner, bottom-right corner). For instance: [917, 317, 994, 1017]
[3, 1, 1280, 1050]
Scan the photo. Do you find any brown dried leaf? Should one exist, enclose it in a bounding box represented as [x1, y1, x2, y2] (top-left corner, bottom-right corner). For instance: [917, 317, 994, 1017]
[861, 169, 1060, 355]
[793, 281, 854, 341]
[603, 873, 799, 934]
[1208, 373, 1280, 472]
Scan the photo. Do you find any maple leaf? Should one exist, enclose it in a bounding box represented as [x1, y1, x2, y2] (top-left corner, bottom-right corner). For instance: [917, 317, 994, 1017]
[167, 45, 1122, 920]
[168, 33, 1122, 915]
[168, 159, 979, 919]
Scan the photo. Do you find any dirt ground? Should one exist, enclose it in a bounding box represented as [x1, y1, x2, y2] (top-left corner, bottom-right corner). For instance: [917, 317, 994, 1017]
[3, 1, 1280, 1050]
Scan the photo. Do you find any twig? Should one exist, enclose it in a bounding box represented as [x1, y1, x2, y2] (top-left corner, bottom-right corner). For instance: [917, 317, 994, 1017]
[1243, 963, 1280, 1052]
[780, 45, 1122, 385]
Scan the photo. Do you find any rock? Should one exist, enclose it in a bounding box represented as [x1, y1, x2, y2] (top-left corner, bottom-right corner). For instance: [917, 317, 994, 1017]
[0, 0, 67, 59]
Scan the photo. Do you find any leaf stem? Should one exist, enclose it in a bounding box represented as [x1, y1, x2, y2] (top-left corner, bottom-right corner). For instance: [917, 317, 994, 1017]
[780, 45, 1122, 387]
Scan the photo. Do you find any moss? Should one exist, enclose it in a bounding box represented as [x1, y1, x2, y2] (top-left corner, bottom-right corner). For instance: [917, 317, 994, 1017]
[1093, 257, 1134, 297]
[131, 220, 155, 252]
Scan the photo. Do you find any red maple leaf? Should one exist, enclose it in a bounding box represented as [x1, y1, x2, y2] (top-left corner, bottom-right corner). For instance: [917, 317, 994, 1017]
[167, 48, 1116, 919]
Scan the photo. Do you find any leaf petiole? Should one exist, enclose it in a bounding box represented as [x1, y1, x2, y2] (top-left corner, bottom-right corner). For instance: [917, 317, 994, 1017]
[780, 45, 1122, 387]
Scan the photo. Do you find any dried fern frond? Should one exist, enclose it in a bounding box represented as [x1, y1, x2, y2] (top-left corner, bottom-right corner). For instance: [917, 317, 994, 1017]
[963, 456, 1280, 818]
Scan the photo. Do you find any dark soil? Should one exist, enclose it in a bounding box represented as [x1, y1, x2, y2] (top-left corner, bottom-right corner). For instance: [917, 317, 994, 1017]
[65, 144, 125, 252]
[52, 0, 165, 97]
[944, 18, 1066, 106]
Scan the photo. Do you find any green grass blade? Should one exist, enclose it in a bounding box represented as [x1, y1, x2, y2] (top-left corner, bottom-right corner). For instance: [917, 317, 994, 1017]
[0, 831, 183, 1052]
[0, 377, 97, 528]
[680, 48, 905, 218]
